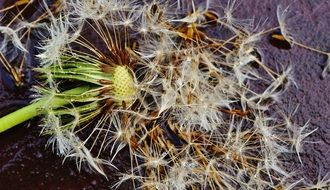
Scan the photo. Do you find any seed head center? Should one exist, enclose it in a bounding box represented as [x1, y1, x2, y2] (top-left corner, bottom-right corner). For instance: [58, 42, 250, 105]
[112, 66, 136, 104]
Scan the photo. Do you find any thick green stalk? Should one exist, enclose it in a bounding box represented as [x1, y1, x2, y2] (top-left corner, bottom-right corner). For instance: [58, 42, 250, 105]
[0, 86, 91, 133]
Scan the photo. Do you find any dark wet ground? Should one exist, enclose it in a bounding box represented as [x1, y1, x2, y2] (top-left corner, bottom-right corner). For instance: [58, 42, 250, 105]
[0, 0, 329, 189]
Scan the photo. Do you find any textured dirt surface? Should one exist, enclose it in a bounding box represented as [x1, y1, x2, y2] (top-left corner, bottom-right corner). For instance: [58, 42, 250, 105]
[0, 0, 329, 189]
[234, 0, 330, 183]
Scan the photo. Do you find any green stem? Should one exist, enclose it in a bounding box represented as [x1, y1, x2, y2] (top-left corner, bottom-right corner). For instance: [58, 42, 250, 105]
[0, 86, 91, 133]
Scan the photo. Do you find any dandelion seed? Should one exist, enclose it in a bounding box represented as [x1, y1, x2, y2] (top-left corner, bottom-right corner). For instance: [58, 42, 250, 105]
[304, 172, 330, 190]
[37, 15, 82, 67]
[0, 26, 27, 52]
[290, 121, 317, 164]
[321, 54, 330, 79]
[277, 4, 294, 44]
[41, 112, 71, 155]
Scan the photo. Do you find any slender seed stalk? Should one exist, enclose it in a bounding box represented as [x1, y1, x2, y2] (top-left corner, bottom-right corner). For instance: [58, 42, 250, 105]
[0, 86, 91, 133]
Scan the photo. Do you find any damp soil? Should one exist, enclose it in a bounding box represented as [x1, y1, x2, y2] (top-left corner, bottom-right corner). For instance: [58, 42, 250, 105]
[0, 0, 329, 189]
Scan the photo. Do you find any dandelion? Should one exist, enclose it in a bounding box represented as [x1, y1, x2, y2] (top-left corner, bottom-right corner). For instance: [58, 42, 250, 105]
[0, 0, 325, 189]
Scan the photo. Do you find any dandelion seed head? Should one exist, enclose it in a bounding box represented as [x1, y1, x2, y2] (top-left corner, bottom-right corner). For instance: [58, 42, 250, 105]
[26, 0, 323, 188]
[112, 65, 136, 104]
